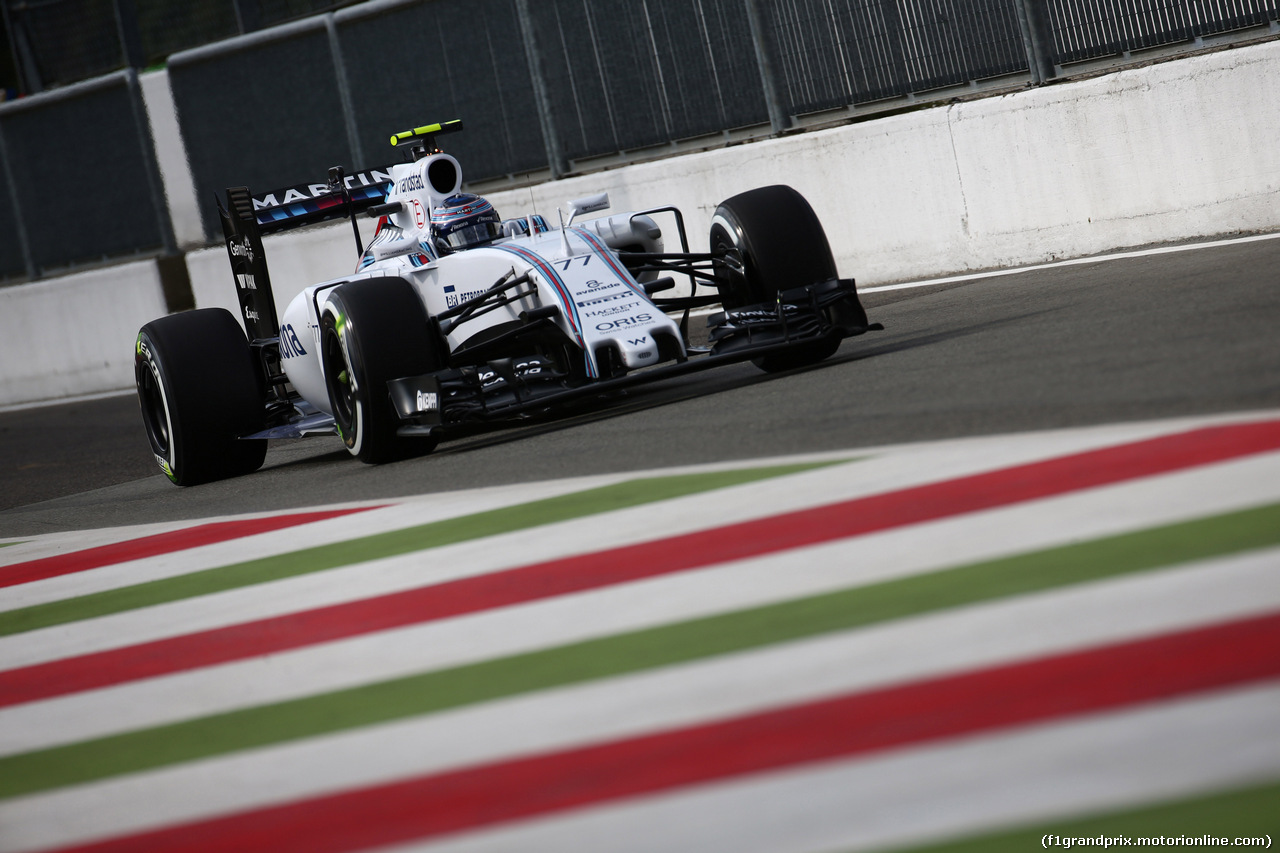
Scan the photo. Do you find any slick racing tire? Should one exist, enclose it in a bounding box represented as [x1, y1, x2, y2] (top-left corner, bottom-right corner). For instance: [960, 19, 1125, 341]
[135, 308, 267, 486]
[320, 277, 441, 464]
[709, 185, 844, 373]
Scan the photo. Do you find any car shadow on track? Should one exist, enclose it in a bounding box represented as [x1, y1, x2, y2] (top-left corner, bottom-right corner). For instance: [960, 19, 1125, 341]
[257, 365, 784, 475]
[255, 309, 1045, 476]
[822, 307, 1058, 367]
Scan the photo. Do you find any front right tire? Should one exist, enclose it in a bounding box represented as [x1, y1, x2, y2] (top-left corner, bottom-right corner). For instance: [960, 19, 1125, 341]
[709, 185, 844, 372]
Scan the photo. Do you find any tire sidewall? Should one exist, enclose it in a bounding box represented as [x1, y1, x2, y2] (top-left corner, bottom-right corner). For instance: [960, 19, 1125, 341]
[319, 278, 439, 464]
[135, 330, 180, 482]
[321, 295, 369, 458]
[709, 186, 843, 372]
[709, 209, 758, 308]
[134, 309, 266, 486]
[710, 185, 837, 310]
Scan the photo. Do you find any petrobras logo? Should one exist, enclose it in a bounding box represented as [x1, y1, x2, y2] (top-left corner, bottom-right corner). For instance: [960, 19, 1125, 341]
[415, 389, 439, 412]
[446, 289, 484, 309]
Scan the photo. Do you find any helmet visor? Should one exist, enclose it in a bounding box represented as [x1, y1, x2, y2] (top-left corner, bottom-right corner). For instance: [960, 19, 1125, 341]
[442, 221, 503, 250]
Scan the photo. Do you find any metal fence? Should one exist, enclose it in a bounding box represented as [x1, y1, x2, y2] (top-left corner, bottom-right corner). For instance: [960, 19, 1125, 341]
[0, 69, 172, 280]
[1048, 0, 1280, 64]
[1, 0, 1277, 275]
[530, 0, 770, 160]
[1, 0, 361, 92]
[166, 0, 1044, 241]
[762, 0, 1030, 111]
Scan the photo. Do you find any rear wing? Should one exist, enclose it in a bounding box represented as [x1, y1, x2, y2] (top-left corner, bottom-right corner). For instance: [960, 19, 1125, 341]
[229, 120, 464, 237]
[250, 164, 395, 235]
[214, 121, 464, 341]
[217, 164, 394, 342]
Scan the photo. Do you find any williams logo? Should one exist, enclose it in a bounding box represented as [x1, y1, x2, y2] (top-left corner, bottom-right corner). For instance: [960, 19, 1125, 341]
[280, 324, 308, 358]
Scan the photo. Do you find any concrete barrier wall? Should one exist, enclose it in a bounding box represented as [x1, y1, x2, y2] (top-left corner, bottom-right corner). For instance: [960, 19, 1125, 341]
[484, 38, 1280, 285]
[5, 39, 1278, 406]
[186, 38, 1280, 324]
[0, 260, 168, 407]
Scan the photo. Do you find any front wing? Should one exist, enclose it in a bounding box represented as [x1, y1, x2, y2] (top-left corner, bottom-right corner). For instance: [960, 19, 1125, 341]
[388, 277, 880, 434]
[245, 277, 879, 441]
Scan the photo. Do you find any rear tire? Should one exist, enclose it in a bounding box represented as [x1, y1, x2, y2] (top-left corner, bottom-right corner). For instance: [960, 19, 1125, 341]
[135, 308, 267, 486]
[320, 277, 441, 464]
[709, 185, 843, 372]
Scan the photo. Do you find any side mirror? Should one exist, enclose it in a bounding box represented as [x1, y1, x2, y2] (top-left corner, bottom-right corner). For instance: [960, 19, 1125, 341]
[565, 192, 609, 225]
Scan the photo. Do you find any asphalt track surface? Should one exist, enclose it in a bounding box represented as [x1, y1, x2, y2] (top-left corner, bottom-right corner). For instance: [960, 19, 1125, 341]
[2, 235, 1278, 538]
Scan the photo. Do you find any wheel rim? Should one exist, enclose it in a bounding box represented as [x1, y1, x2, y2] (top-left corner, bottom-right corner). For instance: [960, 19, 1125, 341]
[322, 325, 357, 435]
[709, 220, 753, 308]
[137, 360, 170, 458]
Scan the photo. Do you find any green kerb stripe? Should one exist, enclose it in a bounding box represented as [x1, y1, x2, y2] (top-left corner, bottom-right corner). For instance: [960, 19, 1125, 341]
[0, 461, 840, 637]
[3, 501, 1276, 800]
[892, 778, 1280, 853]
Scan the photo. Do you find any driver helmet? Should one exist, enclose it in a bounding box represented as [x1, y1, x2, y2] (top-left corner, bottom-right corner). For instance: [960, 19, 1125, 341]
[431, 193, 502, 254]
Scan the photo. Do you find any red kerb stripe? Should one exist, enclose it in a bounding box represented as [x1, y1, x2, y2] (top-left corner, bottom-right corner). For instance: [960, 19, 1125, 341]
[3, 419, 1278, 708]
[1, 507, 381, 589]
[52, 611, 1280, 853]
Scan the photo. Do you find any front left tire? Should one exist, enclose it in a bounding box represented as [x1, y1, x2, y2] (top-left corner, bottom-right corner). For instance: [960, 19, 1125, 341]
[320, 277, 441, 464]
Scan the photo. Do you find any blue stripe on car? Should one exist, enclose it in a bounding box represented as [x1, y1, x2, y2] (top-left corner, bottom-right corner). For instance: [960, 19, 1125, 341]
[575, 229, 649, 299]
[492, 244, 596, 377]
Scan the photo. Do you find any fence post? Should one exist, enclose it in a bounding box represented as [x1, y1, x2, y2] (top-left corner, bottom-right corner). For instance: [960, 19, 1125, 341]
[326, 15, 364, 168]
[1014, 0, 1056, 83]
[0, 120, 36, 279]
[514, 0, 567, 178]
[743, 0, 791, 134]
[113, 0, 146, 69]
[232, 0, 261, 34]
[2, 3, 42, 94]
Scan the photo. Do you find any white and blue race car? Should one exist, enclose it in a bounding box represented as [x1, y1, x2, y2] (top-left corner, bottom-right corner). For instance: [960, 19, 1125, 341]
[135, 120, 879, 485]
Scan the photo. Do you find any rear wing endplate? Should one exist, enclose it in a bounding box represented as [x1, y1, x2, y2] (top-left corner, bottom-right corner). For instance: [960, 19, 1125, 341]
[218, 187, 280, 342]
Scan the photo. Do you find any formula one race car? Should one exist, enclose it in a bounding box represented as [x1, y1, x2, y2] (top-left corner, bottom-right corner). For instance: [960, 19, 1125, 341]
[135, 120, 880, 485]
